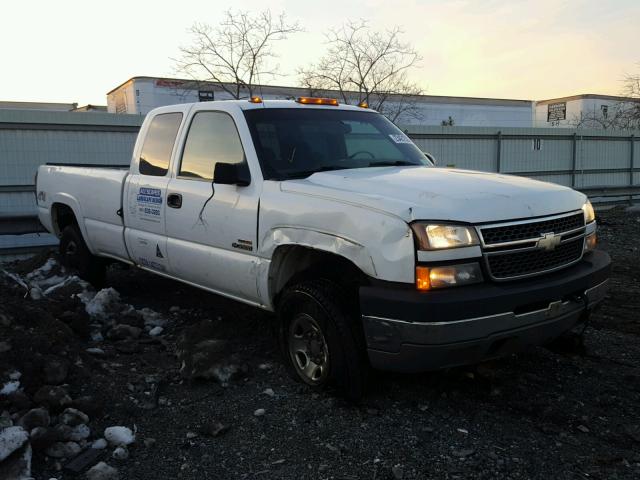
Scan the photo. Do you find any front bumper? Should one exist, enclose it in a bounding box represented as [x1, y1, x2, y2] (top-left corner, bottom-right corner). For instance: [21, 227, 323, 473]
[360, 250, 610, 372]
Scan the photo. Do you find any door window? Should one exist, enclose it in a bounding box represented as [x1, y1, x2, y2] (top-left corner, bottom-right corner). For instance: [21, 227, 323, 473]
[139, 113, 183, 176]
[179, 111, 246, 181]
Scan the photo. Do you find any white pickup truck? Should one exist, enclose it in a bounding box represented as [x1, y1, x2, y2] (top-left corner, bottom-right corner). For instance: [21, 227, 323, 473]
[36, 97, 610, 399]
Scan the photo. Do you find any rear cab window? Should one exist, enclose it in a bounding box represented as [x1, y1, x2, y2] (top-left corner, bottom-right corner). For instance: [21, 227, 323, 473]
[139, 113, 183, 176]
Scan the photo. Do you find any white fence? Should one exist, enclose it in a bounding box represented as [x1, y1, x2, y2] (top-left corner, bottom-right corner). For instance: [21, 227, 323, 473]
[0, 110, 637, 255]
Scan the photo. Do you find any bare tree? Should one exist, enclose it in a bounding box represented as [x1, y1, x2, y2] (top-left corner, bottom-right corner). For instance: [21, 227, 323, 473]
[175, 10, 301, 99]
[299, 21, 423, 122]
[571, 64, 640, 130]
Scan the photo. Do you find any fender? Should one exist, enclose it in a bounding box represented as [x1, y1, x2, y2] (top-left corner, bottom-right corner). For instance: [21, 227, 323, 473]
[261, 227, 378, 277]
[49, 193, 96, 255]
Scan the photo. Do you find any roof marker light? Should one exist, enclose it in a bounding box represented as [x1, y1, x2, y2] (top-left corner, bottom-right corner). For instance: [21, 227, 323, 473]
[296, 97, 339, 106]
[358, 101, 369, 108]
[248, 96, 263, 103]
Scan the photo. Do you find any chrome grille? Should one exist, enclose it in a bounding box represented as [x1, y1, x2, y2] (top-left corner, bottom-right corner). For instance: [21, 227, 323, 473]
[481, 212, 584, 245]
[479, 211, 586, 281]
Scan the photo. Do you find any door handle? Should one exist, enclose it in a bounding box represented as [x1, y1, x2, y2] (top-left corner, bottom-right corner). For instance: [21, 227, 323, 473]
[167, 193, 182, 209]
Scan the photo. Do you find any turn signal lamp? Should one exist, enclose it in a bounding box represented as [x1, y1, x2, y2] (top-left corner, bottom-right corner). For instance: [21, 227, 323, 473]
[296, 97, 339, 106]
[248, 96, 263, 103]
[416, 267, 431, 291]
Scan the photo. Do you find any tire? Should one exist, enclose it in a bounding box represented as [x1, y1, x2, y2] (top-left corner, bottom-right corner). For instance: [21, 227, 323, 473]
[59, 225, 106, 288]
[277, 279, 369, 401]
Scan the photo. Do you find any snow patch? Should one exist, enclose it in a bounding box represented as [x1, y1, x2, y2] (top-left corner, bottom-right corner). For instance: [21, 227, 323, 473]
[0, 426, 29, 462]
[104, 426, 135, 446]
[0, 380, 20, 396]
[83, 288, 123, 320]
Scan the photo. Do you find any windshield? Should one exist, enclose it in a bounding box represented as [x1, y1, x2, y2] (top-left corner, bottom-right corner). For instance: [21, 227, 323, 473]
[243, 108, 431, 180]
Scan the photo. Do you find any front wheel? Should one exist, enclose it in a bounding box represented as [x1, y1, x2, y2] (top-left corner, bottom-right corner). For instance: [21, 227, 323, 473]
[59, 225, 106, 288]
[277, 279, 368, 401]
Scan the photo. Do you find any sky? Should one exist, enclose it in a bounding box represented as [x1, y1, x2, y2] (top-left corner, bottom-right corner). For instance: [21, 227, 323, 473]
[1, 0, 638, 106]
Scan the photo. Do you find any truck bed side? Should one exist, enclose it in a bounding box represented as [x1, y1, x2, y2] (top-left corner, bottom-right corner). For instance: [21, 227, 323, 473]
[37, 164, 130, 261]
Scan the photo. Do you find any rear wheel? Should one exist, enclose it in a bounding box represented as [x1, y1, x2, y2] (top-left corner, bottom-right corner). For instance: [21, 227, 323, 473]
[59, 225, 106, 288]
[278, 279, 368, 401]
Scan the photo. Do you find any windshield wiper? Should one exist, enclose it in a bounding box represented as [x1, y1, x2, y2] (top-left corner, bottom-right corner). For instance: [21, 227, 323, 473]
[368, 160, 418, 167]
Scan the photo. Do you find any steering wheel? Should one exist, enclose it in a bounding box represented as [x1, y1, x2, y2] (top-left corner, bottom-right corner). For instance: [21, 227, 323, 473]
[348, 150, 375, 159]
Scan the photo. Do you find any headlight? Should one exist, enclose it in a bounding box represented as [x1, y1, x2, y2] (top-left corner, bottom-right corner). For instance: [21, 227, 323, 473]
[582, 200, 595, 224]
[411, 223, 479, 250]
[416, 263, 483, 290]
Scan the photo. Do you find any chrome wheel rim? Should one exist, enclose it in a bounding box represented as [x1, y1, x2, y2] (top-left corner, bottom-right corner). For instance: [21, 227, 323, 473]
[288, 313, 329, 385]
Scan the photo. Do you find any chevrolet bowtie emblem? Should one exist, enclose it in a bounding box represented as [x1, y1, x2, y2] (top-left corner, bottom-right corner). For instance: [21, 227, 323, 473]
[537, 232, 562, 251]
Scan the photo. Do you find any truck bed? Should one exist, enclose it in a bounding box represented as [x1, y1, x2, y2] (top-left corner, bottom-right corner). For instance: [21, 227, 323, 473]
[37, 164, 129, 260]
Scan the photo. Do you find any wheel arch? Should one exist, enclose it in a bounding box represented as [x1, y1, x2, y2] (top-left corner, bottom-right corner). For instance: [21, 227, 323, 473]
[268, 244, 369, 309]
[49, 196, 94, 254]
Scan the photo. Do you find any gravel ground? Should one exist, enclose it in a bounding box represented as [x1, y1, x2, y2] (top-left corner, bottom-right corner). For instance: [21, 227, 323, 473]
[0, 207, 639, 480]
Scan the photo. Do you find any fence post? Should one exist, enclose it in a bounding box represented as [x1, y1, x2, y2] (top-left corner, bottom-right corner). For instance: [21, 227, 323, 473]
[631, 135, 635, 205]
[571, 133, 577, 188]
[496, 131, 502, 173]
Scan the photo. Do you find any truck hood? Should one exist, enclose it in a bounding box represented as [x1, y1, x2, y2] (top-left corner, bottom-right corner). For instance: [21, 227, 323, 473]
[280, 166, 586, 224]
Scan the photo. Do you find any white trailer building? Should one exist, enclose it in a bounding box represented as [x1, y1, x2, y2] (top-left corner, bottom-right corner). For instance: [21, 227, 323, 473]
[106, 76, 535, 128]
[535, 94, 640, 128]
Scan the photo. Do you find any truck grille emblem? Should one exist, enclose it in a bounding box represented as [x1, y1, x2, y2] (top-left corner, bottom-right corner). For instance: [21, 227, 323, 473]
[536, 232, 562, 251]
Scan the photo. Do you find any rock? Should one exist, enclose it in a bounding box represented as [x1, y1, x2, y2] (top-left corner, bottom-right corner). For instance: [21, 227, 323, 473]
[34, 385, 72, 411]
[143, 437, 156, 448]
[392, 464, 404, 479]
[3, 390, 32, 411]
[71, 396, 104, 418]
[46, 441, 82, 458]
[0, 414, 12, 429]
[86, 461, 119, 480]
[0, 341, 11, 353]
[30, 427, 59, 452]
[104, 426, 135, 447]
[68, 424, 91, 442]
[199, 421, 229, 438]
[0, 426, 29, 462]
[92, 438, 108, 449]
[0, 312, 11, 327]
[263, 388, 275, 397]
[0, 442, 31, 480]
[112, 446, 128, 460]
[186, 432, 198, 439]
[577, 425, 590, 433]
[18, 407, 51, 431]
[60, 407, 90, 426]
[86, 348, 106, 356]
[114, 339, 140, 354]
[107, 324, 141, 341]
[254, 408, 266, 417]
[139, 308, 166, 327]
[624, 424, 640, 443]
[148, 326, 164, 337]
[452, 448, 476, 458]
[43, 357, 69, 385]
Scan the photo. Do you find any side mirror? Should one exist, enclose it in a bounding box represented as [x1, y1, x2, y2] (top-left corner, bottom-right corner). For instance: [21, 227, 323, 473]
[214, 162, 250, 186]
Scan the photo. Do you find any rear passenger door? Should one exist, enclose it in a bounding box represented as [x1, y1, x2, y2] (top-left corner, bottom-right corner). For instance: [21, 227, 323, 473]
[165, 108, 262, 303]
[123, 112, 183, 273]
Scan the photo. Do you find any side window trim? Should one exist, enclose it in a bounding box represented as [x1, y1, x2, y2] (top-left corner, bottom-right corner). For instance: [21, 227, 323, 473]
[176, 109, 248, 183]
